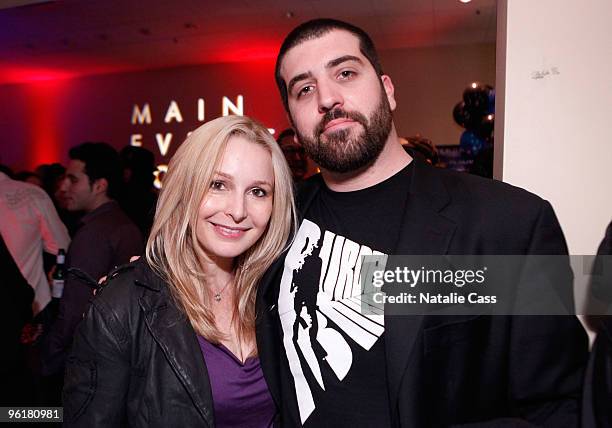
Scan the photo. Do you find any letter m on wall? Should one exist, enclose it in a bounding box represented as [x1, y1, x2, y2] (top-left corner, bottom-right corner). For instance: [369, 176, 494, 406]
[132, 103, 152, 124]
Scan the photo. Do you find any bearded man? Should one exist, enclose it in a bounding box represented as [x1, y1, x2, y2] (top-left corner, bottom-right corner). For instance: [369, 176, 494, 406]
[256, 18, 588, 428]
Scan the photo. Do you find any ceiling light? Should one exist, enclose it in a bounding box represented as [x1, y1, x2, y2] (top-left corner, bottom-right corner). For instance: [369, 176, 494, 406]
[459, 0, 472, 3]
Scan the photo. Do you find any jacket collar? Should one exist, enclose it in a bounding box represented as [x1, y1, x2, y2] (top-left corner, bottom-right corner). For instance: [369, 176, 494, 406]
[134, 260, 215, 428]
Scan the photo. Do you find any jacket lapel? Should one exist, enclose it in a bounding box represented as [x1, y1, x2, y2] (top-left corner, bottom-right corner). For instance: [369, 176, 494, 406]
[256, 176, 325, 409]
[255, 256, 286, 408]
[138, 279, 214, 428]
[385, 160, 457, 415]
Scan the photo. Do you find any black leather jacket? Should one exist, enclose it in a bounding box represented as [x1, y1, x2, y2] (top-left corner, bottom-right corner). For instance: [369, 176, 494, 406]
[63, 259, 215, 427]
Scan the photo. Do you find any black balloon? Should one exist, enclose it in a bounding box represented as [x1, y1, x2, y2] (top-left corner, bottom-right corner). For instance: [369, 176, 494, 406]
[463, 83, 492, 113]
[453, 102, 468, 127]
[453, 101, 480, 129]
[475, 114, 495, 139]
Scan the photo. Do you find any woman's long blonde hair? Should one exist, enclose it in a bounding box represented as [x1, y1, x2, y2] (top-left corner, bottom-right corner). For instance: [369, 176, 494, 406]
[146, 115, 296, 345]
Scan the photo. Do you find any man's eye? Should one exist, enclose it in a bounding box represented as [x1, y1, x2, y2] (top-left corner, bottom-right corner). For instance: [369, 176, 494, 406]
[210, 180, 226, 191]
[250, 187, 267, 198]
[338, 70, 355, 80]
[297, 85, 314, 98]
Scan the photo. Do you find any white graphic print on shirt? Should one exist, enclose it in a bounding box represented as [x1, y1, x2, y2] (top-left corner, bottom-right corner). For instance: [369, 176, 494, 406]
[278, 219, 387, 424]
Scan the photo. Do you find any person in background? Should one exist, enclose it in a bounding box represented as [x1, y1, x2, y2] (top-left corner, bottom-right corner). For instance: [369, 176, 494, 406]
[0, 168, 70, 315]
[0, 234, 35, 406]
[583, 220, 612, 428]
[36, 163, 82, 237]
[36, 163, 66, 200]
[15, 171, 43, 187]
[277, 128, 309, 182]
[0, 168, 69, 405]
[400, 135, 438, 165]
[118, 145, 158, 239]
[63, 115, 296, 427]
[0, 163, 15, 178]
[42, 142, 143, 397]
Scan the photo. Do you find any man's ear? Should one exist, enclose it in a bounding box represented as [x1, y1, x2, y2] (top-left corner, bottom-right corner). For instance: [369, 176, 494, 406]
[92, 178, 108, 196]
[285, 112, 303, 146]
[381, 75, 397, 111]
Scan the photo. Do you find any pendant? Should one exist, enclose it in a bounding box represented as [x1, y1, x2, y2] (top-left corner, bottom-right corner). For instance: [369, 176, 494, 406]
[214, 293, 221, 302]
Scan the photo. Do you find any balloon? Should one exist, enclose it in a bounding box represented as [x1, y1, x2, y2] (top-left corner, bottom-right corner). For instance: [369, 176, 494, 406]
[460, 130, 486, 155]
[463, 83, 492, 114]
[487, 88, 496, 114]
[475, 114, 495, 139]
[453, 102, 469, 127]
[453, 101, 481, 129]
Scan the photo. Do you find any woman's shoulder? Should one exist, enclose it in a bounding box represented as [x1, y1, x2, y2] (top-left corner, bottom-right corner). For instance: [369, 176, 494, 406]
[93, 258, 168, 316]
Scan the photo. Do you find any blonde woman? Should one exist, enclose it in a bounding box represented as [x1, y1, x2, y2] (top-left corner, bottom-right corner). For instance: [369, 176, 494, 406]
[63, 115, 296, 427]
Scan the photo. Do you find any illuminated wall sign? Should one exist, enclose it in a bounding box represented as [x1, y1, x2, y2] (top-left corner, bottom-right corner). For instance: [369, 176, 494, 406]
[130, 95, 274, 188]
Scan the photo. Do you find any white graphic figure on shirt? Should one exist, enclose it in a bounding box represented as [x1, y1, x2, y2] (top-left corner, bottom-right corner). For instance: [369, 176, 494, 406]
[278, 219, 386, 424]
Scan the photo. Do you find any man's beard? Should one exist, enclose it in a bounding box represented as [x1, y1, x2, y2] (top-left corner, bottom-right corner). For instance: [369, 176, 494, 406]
[293, 92, 393, 174]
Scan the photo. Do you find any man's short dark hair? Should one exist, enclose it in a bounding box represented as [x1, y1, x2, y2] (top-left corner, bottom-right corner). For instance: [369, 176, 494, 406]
[69, 142, 121, 199]
[275, 18, 384, 112]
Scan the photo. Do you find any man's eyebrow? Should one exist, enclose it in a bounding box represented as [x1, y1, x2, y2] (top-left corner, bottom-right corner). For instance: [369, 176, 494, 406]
[287, 71, 312, 95]
[326, 55, 363, 69]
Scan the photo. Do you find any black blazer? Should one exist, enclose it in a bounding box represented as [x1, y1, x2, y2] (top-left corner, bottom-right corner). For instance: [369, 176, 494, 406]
[256, 160, 588, 427]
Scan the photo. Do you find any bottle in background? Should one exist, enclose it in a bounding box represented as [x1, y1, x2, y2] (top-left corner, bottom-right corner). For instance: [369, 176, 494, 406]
[51, 249, 66, 299]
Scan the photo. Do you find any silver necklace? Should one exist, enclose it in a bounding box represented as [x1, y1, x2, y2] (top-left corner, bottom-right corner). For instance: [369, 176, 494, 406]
[213, 280, 232, 302]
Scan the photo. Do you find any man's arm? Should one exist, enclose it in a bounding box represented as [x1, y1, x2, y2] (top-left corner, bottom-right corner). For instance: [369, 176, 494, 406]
[468, 201, 588, 427]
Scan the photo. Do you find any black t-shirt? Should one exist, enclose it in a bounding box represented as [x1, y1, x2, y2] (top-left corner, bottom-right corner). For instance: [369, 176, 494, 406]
[277, 163, 413, 427]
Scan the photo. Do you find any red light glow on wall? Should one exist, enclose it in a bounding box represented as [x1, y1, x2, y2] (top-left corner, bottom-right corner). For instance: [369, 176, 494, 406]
[0, 66, 78, 85]
[24, 80, 66, 169]
[206, 39, 280, 64]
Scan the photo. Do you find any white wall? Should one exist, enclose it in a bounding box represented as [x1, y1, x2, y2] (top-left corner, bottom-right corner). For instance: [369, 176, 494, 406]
[381, 43, 496, 148]
[496, 0, 612, 255]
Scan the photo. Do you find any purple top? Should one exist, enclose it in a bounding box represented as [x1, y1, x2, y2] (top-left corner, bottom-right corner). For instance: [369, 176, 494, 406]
[197, 335, 276, 428]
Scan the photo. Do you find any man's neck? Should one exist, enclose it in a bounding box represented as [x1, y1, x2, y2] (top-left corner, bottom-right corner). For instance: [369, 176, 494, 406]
[321, 129, 413, 192]
[87, 195, 112, 213]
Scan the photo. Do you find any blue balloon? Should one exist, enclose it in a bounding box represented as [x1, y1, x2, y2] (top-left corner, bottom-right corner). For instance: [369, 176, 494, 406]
[460, 130, 485, 155]
[487, 88, 496, 114]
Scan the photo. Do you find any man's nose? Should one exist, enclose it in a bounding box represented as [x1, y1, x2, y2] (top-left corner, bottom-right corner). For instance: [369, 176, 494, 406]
[225, 192, 247, 223]
[317, 81, 342, 114]
[58, 177, 69, 192]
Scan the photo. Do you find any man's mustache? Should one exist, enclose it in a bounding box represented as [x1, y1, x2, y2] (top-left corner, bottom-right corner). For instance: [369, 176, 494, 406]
[316, 108, 368, 137]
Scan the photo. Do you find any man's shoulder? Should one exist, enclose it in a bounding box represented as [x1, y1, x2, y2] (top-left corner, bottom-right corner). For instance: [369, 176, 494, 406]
[0, 178, 53, 206]
[421, 163, 546, 212]
[80, 201, 141, 236]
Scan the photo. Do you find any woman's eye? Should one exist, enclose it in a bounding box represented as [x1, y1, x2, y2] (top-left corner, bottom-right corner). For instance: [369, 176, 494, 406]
[210, 180, 226, 191]
[250, 187, 267, 198]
